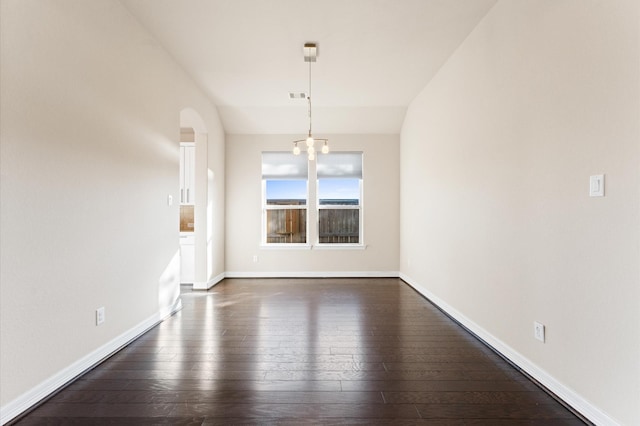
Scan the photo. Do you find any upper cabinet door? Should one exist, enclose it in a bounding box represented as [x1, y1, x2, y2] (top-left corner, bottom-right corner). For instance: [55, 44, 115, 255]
[180, 143, 195, 205]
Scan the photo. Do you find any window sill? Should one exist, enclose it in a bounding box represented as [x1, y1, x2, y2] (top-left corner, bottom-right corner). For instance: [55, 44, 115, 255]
[260, 243, 312, 250]
[312, 244, 367, 250]
[259, 243, 367, 250]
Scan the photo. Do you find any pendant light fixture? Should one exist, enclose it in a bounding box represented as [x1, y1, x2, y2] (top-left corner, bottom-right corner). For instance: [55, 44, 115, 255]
[293, 42, 328, 161]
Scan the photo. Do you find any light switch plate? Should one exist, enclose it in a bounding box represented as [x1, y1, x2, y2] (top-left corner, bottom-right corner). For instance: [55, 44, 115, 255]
[96, 307, 105, 326]
[534, 321, 545, 342]
[589, 175, 604, 197]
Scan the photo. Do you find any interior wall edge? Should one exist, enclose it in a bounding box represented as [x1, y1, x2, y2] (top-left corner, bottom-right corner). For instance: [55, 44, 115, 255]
[192, 272, 226, 291]
[0, 299, 183, 426]
[399, 272, 619, 426]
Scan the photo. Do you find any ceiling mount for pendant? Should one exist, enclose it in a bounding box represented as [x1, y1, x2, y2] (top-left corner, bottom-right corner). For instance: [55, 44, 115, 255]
[304, 42, 317, 62]
[293, 42, 328, 161]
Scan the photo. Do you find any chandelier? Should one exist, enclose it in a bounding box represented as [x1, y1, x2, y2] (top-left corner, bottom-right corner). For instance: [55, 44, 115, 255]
[292, 42, 328, 161]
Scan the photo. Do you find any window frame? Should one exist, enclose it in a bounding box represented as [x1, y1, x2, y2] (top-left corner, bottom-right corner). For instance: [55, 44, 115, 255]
[260, 151, 365, 250]
[261, 179, 310, 248]
[260, 151, 311, 248]
[315, 153, 364, 248]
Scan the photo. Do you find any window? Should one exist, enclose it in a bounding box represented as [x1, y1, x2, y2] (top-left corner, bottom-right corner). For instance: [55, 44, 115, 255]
[262, 152, 308, 244]
[317, 152, 363, 245]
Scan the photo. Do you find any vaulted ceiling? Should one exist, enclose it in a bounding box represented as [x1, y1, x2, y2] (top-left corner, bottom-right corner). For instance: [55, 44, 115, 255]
[121, 0, 497, 134]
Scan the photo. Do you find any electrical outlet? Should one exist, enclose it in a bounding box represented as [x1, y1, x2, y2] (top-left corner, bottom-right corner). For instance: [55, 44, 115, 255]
[534, 321, 545, 342]
[96, 307, 105, 326]
[253, 255, 259, 263]
[589, 174, 604, 197]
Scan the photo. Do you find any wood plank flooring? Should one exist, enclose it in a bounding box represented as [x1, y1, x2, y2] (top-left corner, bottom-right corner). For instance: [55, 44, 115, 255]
[14, 278, 586, 425]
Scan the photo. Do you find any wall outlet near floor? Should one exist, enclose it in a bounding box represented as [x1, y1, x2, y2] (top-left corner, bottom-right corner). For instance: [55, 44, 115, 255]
[96, 307, 105, 326]
[253, 255, 259, 263]
[534, 321, 545, 342]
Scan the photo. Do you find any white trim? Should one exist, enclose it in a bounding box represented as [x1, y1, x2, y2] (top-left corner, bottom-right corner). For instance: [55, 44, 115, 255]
[399, 273, 620, 426]
[158, 297, 182, 320]
[259, 243, 312, 250]
[258, 243, 367, 250]
[316, 204, 359, 209]
[312, 243, 366, 250]
[264, 205, 307, 210]
[0, 298, 183, 425]
[225, 271, 399, 279]
[192, 272, 225, 290]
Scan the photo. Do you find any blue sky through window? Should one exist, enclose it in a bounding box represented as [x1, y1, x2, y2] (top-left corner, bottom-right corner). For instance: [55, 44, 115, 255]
[266, 180, 307, 201]
[266, 179, 360, 204]
[318, 179, 360, 203]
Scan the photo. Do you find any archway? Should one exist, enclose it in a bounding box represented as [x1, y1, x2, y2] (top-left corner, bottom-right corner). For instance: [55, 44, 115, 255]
[179, 108, 208, 289]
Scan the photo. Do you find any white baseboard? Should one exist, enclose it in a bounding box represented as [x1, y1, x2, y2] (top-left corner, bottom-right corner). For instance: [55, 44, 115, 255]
[399, 272, 619, 426]
[192, 272, 226, 290]
[0, 298, 183, 425]
[225, 271, 400, 278]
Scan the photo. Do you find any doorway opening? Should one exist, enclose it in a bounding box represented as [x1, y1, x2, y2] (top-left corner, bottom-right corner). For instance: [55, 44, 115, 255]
[179, 127, 196, 284]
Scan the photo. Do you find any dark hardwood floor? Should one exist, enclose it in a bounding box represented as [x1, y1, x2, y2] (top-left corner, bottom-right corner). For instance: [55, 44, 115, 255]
[15, 278, 586, 425]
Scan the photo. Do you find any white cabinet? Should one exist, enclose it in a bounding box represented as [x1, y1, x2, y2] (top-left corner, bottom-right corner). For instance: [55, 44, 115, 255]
[180, 234, 195, 284]
[179, 143, 195, 205]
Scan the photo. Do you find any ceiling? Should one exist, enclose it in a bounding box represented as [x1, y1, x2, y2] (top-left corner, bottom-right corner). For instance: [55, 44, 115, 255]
[121, 0, 497, 134]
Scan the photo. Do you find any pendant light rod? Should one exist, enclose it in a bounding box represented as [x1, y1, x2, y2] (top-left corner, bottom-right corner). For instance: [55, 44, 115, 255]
[293, 42, 329, 160]
[307, 56, 312, 137]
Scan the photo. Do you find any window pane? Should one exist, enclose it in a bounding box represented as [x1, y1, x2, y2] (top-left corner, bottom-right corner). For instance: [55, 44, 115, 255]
[319, 209, 359, 244]
[318, 179, 360, 205]
[266, 209, 307, 243]
[266, 180, 307, 205]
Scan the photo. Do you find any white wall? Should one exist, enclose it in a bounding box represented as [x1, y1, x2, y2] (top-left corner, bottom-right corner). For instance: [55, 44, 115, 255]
[0, 0, 224, 418]
[400, 1, 639, 424]
[226, 134, 399, 275]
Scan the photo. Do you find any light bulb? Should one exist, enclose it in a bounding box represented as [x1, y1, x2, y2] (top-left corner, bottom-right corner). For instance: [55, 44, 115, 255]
[306, 136, 314, 147]
[293, 144, 300, 155]
[307, 146, 315, 155]
[308, 152, 315, 161]
[321, 143, 329, 154]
